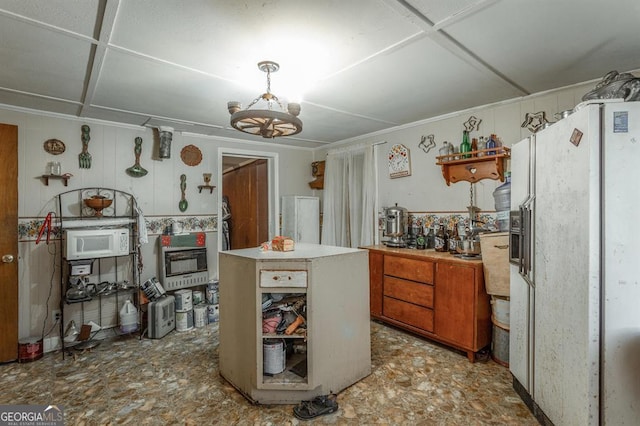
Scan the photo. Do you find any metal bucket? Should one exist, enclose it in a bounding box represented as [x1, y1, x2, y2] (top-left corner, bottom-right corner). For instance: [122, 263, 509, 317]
[491, 323, 509, 367]
[18, 337, 43, 363]
[263, 339, 286, 375]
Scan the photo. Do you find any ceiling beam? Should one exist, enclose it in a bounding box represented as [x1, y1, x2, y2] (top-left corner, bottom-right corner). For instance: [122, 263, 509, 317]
[78, 0, 120, 117]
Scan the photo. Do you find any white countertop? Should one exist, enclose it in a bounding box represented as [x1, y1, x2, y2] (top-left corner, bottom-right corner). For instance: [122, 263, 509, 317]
[220, 243, 365, 260]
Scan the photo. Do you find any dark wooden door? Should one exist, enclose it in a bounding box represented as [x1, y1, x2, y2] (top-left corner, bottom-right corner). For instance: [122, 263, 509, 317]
[0, 123, 19, 363]
[222, 159, 269, 249]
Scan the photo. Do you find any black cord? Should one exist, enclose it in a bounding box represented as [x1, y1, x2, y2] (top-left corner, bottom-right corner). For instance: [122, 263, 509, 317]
[41, 213, 58, 340]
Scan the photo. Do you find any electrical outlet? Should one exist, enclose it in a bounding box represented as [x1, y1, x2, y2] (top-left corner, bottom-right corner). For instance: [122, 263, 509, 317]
[52, 310, 61, 322]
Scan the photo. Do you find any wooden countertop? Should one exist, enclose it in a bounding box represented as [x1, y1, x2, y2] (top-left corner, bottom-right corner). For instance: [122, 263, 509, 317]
[360, 245, 483, 266]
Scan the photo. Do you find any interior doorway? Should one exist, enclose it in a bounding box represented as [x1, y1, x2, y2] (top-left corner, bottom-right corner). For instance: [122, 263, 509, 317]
[217, 148, 279, 271]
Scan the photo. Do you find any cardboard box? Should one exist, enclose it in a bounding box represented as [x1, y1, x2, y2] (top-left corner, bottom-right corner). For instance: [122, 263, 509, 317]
[272, 236, 295, 251]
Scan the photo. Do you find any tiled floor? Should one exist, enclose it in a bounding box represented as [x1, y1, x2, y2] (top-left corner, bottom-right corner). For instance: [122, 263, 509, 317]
[0, 321, 537, 425]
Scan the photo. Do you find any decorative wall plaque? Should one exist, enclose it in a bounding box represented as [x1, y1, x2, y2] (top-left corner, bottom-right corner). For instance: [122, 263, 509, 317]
[43, 139, 66, 155]
[180, 144, 202, 166]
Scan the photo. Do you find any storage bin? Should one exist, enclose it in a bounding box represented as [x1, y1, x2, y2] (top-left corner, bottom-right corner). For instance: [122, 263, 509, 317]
[479, 232, 510, 296]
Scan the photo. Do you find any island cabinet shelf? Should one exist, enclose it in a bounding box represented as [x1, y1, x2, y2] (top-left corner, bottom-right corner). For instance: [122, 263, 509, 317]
[362, 245, 492, 362]
[435, 147, 510, 185]
[219, 244, 371, 405]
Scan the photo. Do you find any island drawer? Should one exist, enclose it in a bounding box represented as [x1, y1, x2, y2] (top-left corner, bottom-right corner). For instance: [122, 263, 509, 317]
[384, 256, 433, 284]
[383, 276, 433, 308]
[260, 270, 307, 288]
[383, 296, 434, 332]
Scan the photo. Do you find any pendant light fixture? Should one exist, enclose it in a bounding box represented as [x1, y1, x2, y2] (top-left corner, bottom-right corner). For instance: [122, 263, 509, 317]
[227, 61, 302, 138]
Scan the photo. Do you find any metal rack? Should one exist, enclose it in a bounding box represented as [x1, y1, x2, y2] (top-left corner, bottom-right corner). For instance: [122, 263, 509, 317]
[54, 188, 141, 358]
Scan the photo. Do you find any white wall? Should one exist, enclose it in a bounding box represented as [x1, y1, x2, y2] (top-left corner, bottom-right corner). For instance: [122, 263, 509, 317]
[316, 79, 596, 215]
[1, 106, 315, 342]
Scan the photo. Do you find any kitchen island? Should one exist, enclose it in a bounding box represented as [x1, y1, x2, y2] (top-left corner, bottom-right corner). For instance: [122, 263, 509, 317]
[218, 243, 371, 404]
[362, 245, 491, 362]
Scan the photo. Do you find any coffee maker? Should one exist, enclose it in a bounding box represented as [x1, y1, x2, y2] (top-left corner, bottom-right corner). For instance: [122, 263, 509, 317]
[66, 260, 94, 302]
[383, 204, 408, 247]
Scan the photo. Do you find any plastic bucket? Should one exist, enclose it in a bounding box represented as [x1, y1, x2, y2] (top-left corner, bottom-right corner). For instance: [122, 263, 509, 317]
[193, 305, 208, 328]
[207, 304, 219, 323]
[176, 310, 194, 332]
[263, 339, 286, 375]
[174, 289, 193, 312]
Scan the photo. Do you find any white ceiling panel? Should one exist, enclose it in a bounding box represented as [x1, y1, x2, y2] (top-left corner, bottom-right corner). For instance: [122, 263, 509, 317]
[445, 0, 640, 92]
[0, 14, 93, 101]
[306, 37, 522, 124]
[0, 0, 100, 37]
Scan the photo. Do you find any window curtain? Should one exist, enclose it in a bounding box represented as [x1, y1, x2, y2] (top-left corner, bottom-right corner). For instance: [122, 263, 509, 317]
[321, 144, 376, 248]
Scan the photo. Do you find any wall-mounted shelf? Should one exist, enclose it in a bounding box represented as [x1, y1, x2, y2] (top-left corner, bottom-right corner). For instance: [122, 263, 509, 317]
[41, 174, 71, 186]
[435, 147, 510, 186]
[197, 184, 216, 194]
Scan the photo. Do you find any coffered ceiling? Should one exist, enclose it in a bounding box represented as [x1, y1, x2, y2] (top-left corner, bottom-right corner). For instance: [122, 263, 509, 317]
[1, 0, 639, 149]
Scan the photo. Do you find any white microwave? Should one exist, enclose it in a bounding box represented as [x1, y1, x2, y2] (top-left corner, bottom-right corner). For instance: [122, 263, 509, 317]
[64, 228, 130, 260]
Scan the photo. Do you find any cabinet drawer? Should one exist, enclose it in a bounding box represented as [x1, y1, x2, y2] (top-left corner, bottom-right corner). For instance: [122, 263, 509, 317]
[384, 256, 433, 284]
[383, 296, 434, 332]
[260, 270, 307, 288]
[383, 276, 433, 308]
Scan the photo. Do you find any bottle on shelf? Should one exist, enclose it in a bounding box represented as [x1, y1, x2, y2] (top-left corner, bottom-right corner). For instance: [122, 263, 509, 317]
[486, 134, 497, 155]
[426, 226, 435, 249]
[416, 227, 426, 250]
[449, 222, 461, 254]
[471, 138, 478, 157]
[477, 136, 486, 157]
[438, 141, 451, 162]
[460, 131, 471, 159]
[435, 222, 447, 252]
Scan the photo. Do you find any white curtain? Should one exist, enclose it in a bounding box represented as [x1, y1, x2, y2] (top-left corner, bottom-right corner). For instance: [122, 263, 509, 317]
[321, 144, 377, 248]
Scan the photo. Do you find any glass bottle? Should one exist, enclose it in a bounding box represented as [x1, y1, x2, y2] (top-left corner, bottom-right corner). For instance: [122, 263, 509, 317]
[486, 134, 497, 156]
[416, 227, 426, 250]
[426, 226, 435, 249]
[460, 131, 471, 159]
[477, 136, 486, 157]
[471, 138, 478, 157]
[435, 223, 447, 252]
[449, 222, 460, 254]
[438, 141, 450, 162]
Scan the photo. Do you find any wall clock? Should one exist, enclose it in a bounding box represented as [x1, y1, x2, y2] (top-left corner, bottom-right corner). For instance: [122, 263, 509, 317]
[388, 144, 411, 178]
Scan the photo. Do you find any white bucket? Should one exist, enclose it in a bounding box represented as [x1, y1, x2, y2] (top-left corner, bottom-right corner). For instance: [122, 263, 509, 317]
[119, 300, 138, 333]
[491, 296, 510, 329]
[206, 281, 219, 304]
[263, 339, 286, 375]
[207, 304, 219, 323]
[194, 305, 208, 328]
[192, 290, 204, 305]
[176, 309, 194, 332]
[174, 289, 193, 312]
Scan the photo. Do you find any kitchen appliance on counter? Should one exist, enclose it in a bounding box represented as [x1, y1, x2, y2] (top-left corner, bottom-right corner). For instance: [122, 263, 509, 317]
[510, 99, 640, 425]
[382, 204, 408, 247]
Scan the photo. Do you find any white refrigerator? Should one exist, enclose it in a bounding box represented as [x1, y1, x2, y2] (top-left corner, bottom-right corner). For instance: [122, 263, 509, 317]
[281, 196, 320, 244]
[509, 100, 640, 425]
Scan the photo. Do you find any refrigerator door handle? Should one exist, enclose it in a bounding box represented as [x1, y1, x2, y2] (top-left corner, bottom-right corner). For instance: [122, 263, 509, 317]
[519, 205, 526, 275]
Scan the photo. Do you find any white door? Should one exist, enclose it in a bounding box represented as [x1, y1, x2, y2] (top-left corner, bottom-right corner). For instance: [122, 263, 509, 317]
[281, 196, 319, 243]
[601, 102, 640, 424]
[509, 136, 533, 393]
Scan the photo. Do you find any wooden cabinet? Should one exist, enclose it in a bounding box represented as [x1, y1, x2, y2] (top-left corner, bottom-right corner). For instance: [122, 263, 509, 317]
[364, 245, 491, 362]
